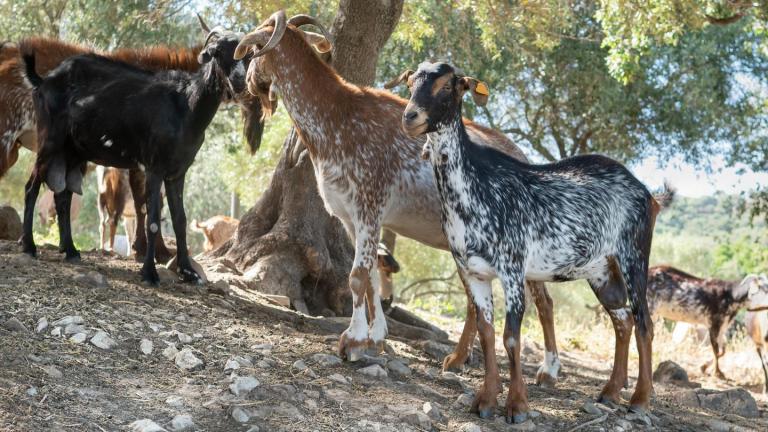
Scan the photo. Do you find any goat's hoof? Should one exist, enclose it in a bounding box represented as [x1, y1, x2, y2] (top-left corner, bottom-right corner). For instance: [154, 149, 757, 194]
[628, 404, 648, 416]
[23, 248, 37, 258]
[476, 407, 495, 420]
[597, 393, 621, 407]
[470, 391, 498, 420]
[714, 370, 726, 380]
[337, 332, 368, 362]
[64, 253, 81, 263]
[535, 371, 557, 388]
[180, 268, 202, 284]
[505, 412, 529, 424]
[442, 352, 468, 372]
[141, 268, 160, 286]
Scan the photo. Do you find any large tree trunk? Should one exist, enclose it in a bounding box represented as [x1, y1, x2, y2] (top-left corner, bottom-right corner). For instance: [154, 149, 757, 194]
[215, 1, 404, 316]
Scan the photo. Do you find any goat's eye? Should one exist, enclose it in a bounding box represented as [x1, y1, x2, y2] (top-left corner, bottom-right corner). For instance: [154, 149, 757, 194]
[443, 82, 452, 91]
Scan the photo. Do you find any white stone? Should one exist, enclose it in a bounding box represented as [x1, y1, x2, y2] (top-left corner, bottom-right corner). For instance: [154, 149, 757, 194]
[327, 373, 349, 385]
[229, 376, 260, 396]
[129, 419, 167, 432]
[292, 359, 308, 371]
[224, 359, 241, 372]
[175, 348, 204, 371]
[170, 414, 194, 431]
[165, 396, 184, 408]
[50, 326, 62, 337]
[51, 315, 84, 327]
[358, 364, 388, 378]
[460, 423, 482, 432]
[64, 323, 86, 335]
[177, 332, 193, 344]
[423, 401, 442, 420]
[163, 345, 180, 360]
[311, 353, 342, 367]
[35, 317, 48, 333]
[230, 406, 250, 423]
[140, 339, 153, 355]
[90, 331, 117, 350]
[43, 365, 62, 379]
[26, 386, 38, 396]
[69, 333, 87, 344]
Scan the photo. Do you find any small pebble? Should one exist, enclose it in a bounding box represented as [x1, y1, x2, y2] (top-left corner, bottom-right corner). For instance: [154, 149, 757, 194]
[140, 339, 153, 355]
[90, 331, 117, 349]
[69, 333, 87, 344]
[35, 317, 48, 333]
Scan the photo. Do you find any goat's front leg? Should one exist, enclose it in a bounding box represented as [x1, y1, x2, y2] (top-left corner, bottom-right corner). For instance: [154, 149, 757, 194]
[140, 172, 163, 285]
[21, 168, 43, 257]
[443, 269, 479, 372]
[707, 321, 727, 380]
[500, 270, 530, 424]
[466, 273, 501, 420]
[338, 224, 382, 361]
[53, 189, 80, 261]
[164, 175, 201, 284]
[129, 169, 173, 263]
[529, 281, 560, 387]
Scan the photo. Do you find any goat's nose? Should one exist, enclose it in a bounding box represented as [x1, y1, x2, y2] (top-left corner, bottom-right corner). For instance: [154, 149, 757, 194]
[404, 111, 419, 122]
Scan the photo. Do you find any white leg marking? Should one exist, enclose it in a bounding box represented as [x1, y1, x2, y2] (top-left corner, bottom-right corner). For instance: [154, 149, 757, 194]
[537, 350, 561, 379]
[149, 223, 158, 233]
[368, 267, 388, 342]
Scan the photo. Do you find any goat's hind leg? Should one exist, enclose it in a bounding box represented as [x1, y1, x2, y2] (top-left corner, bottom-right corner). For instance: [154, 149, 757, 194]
[530, 281, 561, 387]
[443, 269, 479, 372]
[164, 175, 201, 284]
[21, 168, 43, 257]
[588, 259, 634, 407]
[500, 270, 531, 424]
[53, 189, 80, 262]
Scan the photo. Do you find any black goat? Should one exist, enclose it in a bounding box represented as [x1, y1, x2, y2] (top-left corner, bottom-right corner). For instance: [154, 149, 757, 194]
[21, 27, 250, 284]
[401, 61, 667, 422]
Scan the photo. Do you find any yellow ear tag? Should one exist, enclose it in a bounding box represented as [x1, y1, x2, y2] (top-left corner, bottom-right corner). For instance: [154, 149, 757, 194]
[474, 82, 489, 96]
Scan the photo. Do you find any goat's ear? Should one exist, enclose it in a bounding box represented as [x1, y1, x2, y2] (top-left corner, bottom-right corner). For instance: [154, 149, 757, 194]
[301, 31, 332, 54]
[458, 77, 489, 107]
[384, 69, 414, 90]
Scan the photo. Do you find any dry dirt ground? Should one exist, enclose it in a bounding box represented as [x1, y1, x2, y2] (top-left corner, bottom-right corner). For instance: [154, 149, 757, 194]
[1, 240, 767, 432]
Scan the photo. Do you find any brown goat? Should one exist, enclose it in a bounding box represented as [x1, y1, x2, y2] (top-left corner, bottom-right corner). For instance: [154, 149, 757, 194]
[190, 215, 239, 252]
[96, 166, 136, 252]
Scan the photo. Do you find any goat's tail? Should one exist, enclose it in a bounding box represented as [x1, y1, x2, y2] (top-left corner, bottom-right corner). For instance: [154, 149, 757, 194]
[22, 53, 43, 88]
[652, 181, 676, 211]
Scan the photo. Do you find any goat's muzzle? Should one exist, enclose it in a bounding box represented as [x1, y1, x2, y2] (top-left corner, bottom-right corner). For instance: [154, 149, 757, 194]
[402, 105, 428, 138]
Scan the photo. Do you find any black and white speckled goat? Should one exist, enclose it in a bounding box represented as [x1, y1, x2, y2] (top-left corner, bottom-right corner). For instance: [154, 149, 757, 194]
[400, 62, 670, 423]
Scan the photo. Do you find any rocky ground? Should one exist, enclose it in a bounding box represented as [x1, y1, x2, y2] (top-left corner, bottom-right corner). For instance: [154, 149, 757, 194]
[1, 240, 767, 432]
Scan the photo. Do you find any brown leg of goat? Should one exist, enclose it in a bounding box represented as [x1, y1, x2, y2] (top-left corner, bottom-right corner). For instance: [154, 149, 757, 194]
[598, 307, 634, 405]
[443, 269, 479, 372]
[530, 281, 560, 387]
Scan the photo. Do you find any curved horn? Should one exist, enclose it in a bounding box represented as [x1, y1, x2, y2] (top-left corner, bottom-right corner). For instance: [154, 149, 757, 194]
[287, 14, 334, 45]
[196, 13, 211, 34]
[234, 10, 287, 60]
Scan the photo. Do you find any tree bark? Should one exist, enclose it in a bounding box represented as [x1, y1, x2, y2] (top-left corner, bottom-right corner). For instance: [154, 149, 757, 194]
[215, 1, 404, 316]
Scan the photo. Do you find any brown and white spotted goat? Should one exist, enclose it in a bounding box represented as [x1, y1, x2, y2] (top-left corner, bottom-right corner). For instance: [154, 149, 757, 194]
[233, 10, 563, 385]
[648, 266, 768, 379]
[402, 62, 667, 422]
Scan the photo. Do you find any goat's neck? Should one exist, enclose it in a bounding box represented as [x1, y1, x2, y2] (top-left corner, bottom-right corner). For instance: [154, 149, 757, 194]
[430, 113, 472, 164]
[267, 41, 348, 156]
[187, 65, 225, 135]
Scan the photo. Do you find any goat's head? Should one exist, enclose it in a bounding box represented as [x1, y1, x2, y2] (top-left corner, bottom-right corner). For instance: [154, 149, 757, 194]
[196, 15, 250, 100]
[400, 62, 489, 138]
[232, 11, 333, 122]
[745, 274, 768, 312]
